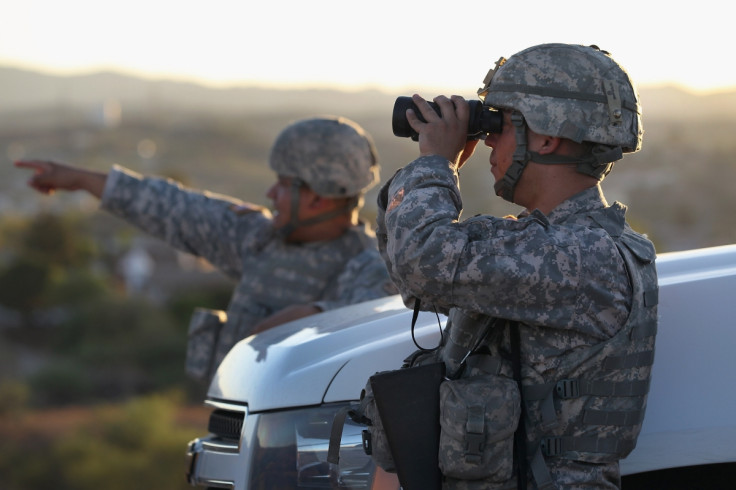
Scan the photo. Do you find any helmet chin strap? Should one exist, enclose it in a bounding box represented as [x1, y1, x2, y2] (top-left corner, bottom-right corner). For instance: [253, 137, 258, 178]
[493, 112, 624, 203]
[525, 146, 621, 181]
[493, 111, 529, 203]
[276, 178, 357, 241]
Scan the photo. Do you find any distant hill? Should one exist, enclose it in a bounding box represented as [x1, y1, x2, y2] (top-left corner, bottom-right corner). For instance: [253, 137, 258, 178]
[3, 65, 736, 122]
[638, 84, 736, 120]
[0, 65, 398, 119]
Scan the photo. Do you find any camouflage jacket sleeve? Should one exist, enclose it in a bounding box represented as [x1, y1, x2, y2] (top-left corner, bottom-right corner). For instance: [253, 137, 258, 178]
[100, 165, 271, 280]
[313, 248, 397, 312]
[377, 155, 630, 337]
[376, 155, 463, 314]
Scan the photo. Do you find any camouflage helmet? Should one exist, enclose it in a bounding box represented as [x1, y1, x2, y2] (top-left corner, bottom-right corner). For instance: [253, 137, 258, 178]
[268, 116, 379, 198]
[478, 43, 643, 154]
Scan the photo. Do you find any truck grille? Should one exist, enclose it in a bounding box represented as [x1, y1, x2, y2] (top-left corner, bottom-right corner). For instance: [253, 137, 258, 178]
[208, 408, 244, 441]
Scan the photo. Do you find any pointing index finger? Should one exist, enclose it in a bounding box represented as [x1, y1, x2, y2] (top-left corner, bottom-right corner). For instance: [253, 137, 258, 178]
[14, 160, 49, 173]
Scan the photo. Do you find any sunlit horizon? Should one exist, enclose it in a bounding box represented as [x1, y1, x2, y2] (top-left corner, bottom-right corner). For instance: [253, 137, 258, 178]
[3, 0, 736, 96]
[4, 58, 736, 97]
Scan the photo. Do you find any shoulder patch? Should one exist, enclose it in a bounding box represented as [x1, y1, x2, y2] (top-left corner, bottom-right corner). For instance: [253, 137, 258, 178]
[386, 187, 405, 213]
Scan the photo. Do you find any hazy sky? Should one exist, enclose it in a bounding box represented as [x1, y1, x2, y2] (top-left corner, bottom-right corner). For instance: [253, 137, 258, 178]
[3, 0, 734, 94]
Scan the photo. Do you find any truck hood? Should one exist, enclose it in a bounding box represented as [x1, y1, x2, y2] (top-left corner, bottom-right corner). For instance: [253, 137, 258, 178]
[208, 295, 445, 412]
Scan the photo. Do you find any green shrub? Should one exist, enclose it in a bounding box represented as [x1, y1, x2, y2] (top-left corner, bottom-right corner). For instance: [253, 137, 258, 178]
[28, 360, 94, 406]
[54, 393, 201, 490]
[0, 392, 207, 490]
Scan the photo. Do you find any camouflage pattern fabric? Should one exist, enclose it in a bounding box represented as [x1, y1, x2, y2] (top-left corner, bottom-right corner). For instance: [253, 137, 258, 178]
[360, 375, 396, 472]
[376, 155, 657, 488]
[480, 43, 643, 154]
[269, 116, 379, 198]
[377, 155, 631, 338]
[185, 308, 227, 380]
[442, 459, 621, 490]
[438, 374, 519, 481]
[102, 165, 396, 376]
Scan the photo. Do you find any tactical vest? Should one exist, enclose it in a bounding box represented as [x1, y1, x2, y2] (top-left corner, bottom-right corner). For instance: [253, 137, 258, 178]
[214, 226, 377, 367]
[441, 208, 658, 488]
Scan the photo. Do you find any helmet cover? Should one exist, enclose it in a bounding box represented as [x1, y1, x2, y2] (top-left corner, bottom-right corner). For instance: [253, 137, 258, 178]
[479, 43, 643, 154]
[268, 116, 379, 197]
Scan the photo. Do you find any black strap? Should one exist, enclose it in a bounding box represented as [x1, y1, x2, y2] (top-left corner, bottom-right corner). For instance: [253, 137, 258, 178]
[510, 321, 527, 490]
[327, 405, 353, 465]
[493, 111, 528, 202]
[540, 435, 636, 457]
[511, 323, 556, 490]
[410, 299, 444, 353]
[511, 322, 556, 490]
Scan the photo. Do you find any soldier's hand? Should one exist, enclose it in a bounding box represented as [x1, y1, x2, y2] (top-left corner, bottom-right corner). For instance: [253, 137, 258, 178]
[406, 94, 469, 167]
[15, 160, 108, 198]
[15, 160, 75, 194]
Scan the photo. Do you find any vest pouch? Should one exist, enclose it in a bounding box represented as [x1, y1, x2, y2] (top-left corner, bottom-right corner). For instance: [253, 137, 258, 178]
[185, 308, 227, 382]
[439, 373, 520, 482]
[360, 374, 396, 472]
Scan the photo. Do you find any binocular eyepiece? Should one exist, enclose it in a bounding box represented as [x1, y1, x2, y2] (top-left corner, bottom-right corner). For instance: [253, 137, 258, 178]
[392, 96, 503, 141]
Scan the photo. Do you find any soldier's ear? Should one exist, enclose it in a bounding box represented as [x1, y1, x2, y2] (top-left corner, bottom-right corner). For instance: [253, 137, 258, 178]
[306, 191, 329, 209]
[537, 135, 561, 155]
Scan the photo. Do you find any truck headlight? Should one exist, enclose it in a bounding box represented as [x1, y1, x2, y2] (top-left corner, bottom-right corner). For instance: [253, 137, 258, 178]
[249, 403, 379, 489]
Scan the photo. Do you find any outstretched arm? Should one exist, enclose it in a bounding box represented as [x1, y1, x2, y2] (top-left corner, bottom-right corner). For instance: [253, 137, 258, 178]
[15, 160, 108, 199]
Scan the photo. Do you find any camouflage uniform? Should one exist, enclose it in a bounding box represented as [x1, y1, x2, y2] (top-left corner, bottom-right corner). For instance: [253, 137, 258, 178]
[102, 165, 394, 370]
[100, 117, 395, 378]
[376, 44, 658, 489]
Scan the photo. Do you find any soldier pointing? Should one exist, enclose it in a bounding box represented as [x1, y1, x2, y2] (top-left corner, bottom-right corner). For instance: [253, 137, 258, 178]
[18, 116, 396, 382]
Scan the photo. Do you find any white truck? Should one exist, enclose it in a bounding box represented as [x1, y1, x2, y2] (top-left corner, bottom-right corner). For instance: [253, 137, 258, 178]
[186, 244, 736, 489]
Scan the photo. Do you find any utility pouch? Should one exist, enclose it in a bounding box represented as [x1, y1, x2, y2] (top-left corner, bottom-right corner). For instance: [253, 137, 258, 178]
[185, 308, 227, 382]
[359, 373, 396, 472]
[438, 373, 520, 482]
